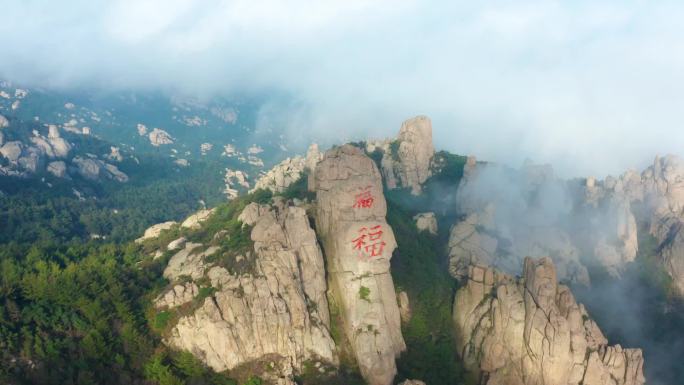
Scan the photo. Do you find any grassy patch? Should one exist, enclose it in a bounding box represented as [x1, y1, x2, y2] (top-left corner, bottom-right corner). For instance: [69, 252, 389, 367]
[154, 311, 172, 330]
[387, 196, 470, 384]
[358, 286, 371, 302]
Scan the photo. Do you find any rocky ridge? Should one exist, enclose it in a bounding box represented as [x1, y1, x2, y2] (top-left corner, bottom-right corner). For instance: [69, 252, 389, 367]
[311, 144, 406, 385]
[153, 200, 337, 384]
[250, 143, 322, 194]
[449, 153, 684, 295]
[453, 257, 645, 385]
[0, 121, 128, 182]
[366, 116, 435, 195]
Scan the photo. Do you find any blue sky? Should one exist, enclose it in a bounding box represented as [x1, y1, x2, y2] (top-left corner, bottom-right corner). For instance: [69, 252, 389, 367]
[1, 0, 683, 177]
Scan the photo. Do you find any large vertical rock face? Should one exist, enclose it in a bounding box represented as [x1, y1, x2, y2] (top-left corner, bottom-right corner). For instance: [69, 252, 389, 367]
[641, 155, 684, 295]
[580, 155, 684, 295]
[159, 201, 337, 382]
[453, 257, 645, 385]
[396, 116, 434, 194]
[367, 116, 435, 195]
[311, 144, 406, 385]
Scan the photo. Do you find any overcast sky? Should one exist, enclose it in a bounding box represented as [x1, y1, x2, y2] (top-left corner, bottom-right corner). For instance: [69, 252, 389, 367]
[1, 0, 683, 177]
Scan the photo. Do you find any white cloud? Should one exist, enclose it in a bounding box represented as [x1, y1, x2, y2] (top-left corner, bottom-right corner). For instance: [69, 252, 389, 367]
[1, 0, 684, 177]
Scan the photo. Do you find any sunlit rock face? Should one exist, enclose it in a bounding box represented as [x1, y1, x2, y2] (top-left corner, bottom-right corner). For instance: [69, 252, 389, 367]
[641, 155, 684, 296]
[148, 127, 173, 146]
[159, 201, 337, 382]
[448, 152, 684, 287]
[250, 143, 322, 195]
[395, 116, 434, 195]
[368, 115, 435, 195]
[580, 155, 684, 295]
[311, 144, 405, 385]
[413, 212, 438, 235]
[453, 257, 645, 385]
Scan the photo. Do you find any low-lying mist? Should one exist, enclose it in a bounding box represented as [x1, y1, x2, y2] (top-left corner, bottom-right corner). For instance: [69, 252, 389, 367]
[453, 158, 684, 384]
[3, 1, 684, 177]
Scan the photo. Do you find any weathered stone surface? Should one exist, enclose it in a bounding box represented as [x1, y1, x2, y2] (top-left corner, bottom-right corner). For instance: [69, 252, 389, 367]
[305, 143, 323, 173]
[398, 291, 411, 323]
[453, 257, 645, 385]
[47, 161, 67, 178]
[448, 211, 498, 279]
[167, 237, 187, 251]
[251, 156, 306, 194]
[164, 202, 337, 380]
[148, 128, 173, 146]
[224, 168, 250, 199]
[580, 155, 684, 294]
[251, 144, 322, 195]
[181, 208, 215, 229]
[311, 144, 405, 385]
[0, 141, 23, 162]
[154, 282, 199, 309]
[0, 114, 8, 128]
[103, 163, 129, 182]
[396, 116, 434, 195]
[135, 221, 177, 242]
[371, 116, 435, 195]
[163, 242, 219, 281]
[413, 212, 438, 235]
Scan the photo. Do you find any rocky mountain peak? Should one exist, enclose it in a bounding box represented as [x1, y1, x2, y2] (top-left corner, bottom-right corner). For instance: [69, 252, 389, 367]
[368, 116, 435, 195]
[396, 115, 434, 194]
[453, 257, 645, 385]
[152, 202, 336, 384]
[312, 143, 405, 385]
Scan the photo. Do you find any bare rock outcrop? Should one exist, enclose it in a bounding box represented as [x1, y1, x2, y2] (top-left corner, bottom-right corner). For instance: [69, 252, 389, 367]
[47, 161, 67, 178]
[397, 291, 411, 323]
[0, 141, 44, 175]
[181, 209, 215, 229]
[154, 282, 199, 309]
[580, 155, 684, 294]
[453, 257, 645, 385]
[135, 221, 177, 242]
[71, 156, 129, 182]
[106, 146, 123, 162]
[641, 155, 684, 295]
[251, 156, 306, 194]
[413, 212, 438, 235]
[395, 116, 434, 194]
[224, 169, 249, 200]
[251, 143, 322, 195]
[370, 116, 435, 195]
[311, 144, 405, 385]
[148, 128, 174, 146]
[162, 201, 337, 380]
[0, 141, 23, 162]
[0, 114, 8, 128]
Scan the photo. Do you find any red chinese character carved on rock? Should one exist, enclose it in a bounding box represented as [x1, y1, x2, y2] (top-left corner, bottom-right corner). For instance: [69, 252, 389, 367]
[353, 187, 375, 209]
[351, 225, 386, 259]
